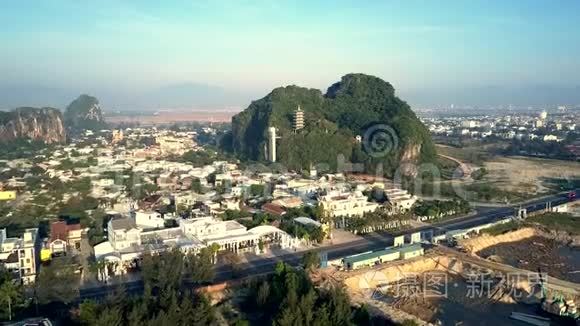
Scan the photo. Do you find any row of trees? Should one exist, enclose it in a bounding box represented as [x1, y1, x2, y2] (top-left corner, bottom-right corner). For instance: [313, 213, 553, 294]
[242, 261, 377, 325]
[503, 137, 577, 160]
[344, 209, 411, 234]
[413, 199, 470, 220]
[78, 248, 218, 325]
[279, 220, 325, 244]
[221, 205, 328, 245]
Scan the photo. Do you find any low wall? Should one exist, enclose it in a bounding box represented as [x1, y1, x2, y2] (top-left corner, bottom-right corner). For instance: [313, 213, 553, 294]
[461, 227, 539, 253]
[344, 255, 465, 292]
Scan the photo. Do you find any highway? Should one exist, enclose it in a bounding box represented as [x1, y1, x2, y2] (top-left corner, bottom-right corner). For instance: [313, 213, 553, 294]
[79, 190, 577, 300]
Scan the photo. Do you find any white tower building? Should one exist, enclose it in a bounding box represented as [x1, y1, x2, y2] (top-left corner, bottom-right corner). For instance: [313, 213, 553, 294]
[293, 105, 304, 131]
[268, 127, 277, 162]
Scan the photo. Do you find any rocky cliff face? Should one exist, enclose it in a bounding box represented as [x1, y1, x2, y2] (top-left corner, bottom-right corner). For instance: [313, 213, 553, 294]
[65, 94, 107, 131]
[0, 107, 66, 143]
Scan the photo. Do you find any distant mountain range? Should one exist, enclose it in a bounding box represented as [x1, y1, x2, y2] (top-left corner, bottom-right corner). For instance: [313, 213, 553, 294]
[0, 95, 107, 144]
[0, 83, 255, 112]
[1, 82, 579, 111]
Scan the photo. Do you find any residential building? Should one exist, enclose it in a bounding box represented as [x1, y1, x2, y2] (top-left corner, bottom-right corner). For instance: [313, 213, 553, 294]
[319, 191, 379, 218]
[384, 187, 417, 213]
[111, 129, 124, 144]
[461, 120, 479, 128]
[134, 211, 165, 229]
[0, 228, 39, 284]
[543, 134, 561, 142]
[262, 203, 286, 216]
[48, 220, 82, 255]
[94, 215, 295, 274]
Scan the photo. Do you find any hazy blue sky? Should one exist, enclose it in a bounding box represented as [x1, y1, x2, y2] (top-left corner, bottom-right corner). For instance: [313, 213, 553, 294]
[1, 0, 580, 109]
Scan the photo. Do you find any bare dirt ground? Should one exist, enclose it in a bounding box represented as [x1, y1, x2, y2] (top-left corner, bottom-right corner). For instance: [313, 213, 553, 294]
[436, 144, 580, 197]
[478, 236, 580, 283]
[342, 254, 549, 325]
[376, 273, 538, 325]
[483, 156, 580, 195]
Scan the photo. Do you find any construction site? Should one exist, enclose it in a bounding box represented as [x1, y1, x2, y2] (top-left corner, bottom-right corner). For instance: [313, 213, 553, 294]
[201, 203, 580, 325]
[339, 224, 580, 325]
[474, 228, 580, 284]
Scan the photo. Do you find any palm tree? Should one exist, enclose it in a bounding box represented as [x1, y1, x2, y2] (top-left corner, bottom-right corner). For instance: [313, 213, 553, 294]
[89, 260, 107, 282]
[0, 281, 20, 321]
[210, 243, 220, 264]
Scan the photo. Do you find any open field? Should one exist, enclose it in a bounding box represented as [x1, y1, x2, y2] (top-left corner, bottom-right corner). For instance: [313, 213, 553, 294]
[433, 144, 580, 201]
[483, 156, 580, 195]
[105, 110, 238, 125]
[435, 144, 491, 165]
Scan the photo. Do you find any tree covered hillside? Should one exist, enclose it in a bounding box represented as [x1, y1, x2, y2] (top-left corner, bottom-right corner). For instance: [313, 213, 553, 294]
[65, 94, 107, 131]
[228, 73, 436, 175]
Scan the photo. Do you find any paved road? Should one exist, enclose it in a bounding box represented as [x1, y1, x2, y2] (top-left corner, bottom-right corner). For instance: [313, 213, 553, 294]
[437, 153, 475, 179]
[79, 190, 577, 300]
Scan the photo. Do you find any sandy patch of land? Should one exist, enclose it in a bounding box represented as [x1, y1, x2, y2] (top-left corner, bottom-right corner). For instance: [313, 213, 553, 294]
[483, 156, 580, 194]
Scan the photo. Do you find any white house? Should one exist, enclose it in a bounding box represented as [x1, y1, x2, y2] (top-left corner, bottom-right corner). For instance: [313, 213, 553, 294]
[0, 228, 39, 284]
[384, 188, 417, 213]
[94, 215, 296, 275]
[134, 211, 165, 229]
[319, 191, 379, 218]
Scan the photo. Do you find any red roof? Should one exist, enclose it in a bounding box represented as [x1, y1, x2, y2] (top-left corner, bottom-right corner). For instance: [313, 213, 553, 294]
[261, 203, 286, 216]
[50, 220, 80, 242]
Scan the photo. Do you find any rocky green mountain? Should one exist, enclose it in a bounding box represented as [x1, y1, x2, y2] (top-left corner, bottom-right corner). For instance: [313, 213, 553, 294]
[0, 107, 66, 144]
[64, 94, 107, 131]
[229, 73, 436, 175]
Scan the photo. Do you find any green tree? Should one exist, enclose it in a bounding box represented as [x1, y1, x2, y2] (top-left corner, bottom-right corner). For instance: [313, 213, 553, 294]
[352, 304, 371, 325]
[191, 178, 203, 193]
[191, 293, 216, 325]
[0, 281, 21, 321]
[141, 249, 185, 295]
[256, 281, 270, 306]
[78, 300, 99, 325]
[35, 258, 80, 305]
[222, 251, 242, 276]
[249, 184, 265, 197]
[187, 248, 215, 283]
[302, 251, 320, 270]
[299, 289, 317, 325]
[98, 306, 123, 326]
[258, 238, 265, 253]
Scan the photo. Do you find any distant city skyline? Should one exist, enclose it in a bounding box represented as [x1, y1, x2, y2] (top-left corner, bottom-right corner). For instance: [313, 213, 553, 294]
[1, 0, 580, 109]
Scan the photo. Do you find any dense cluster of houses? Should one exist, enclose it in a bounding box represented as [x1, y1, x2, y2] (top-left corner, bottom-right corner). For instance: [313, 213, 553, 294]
[0, 127, 420, 283]
[425, 109, 578, 144]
